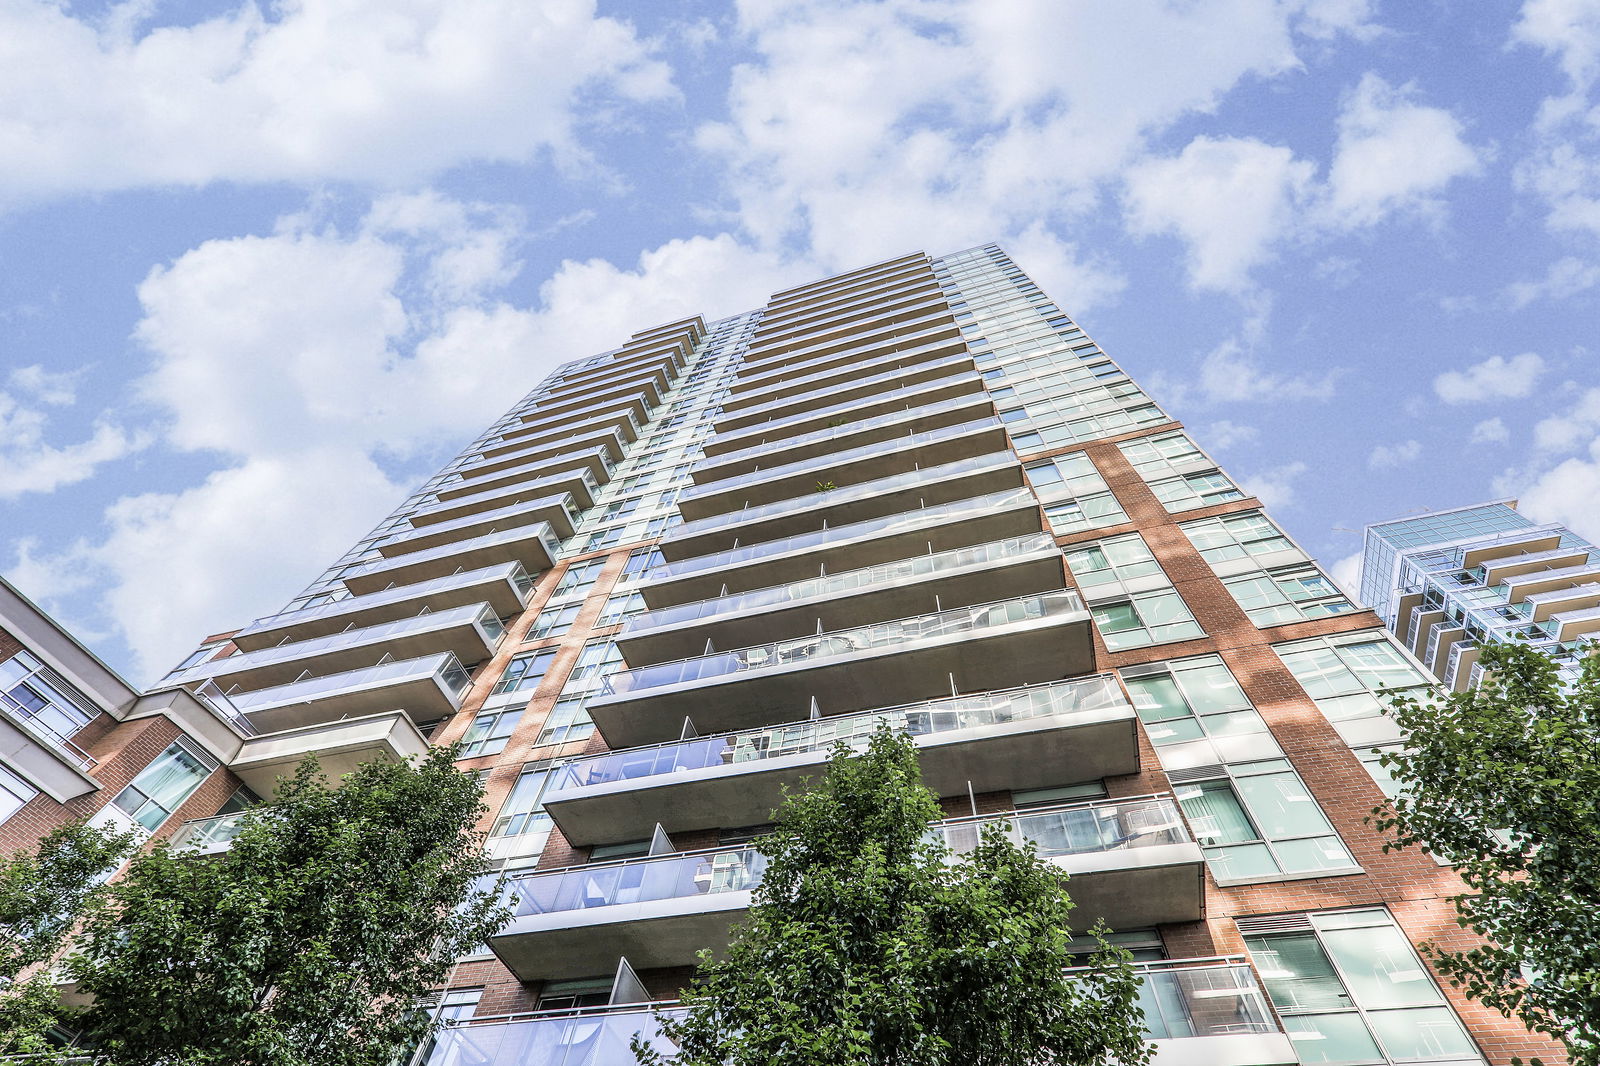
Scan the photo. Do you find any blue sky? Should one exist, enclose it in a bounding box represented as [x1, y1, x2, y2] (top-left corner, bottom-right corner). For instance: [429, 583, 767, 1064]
[1, 0, 1597, 684]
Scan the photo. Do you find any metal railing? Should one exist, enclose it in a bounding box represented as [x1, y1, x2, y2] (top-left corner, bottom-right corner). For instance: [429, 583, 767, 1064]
[170, 810, 252, 849]
[548, 674, 1127, 795]
[600, 590, 1084, 698]
[1128, 957, 1281, 1041]
[0, 689, 96, 767]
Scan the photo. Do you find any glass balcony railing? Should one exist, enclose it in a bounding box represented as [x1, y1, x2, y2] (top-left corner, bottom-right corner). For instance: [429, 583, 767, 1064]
[377, 495, 573, 552]
[341, 525, 561, 585]
[741, 292, 945, 376]
[1128, 958, 1281, 1041]
[693, 392, 993, 480]
[716, 351, 975, 429]
[645, 488, 1036, 584]
[510, 792, 1184, 920]
[677, 417, 1002, 508]
[600, 590, 1084, 699]
[239, 564, 531, 643]
[707, 373, 984, 457]
[549, 674, 1126, 795]
[509, 846, 769, 919]
[441, 445, 615, 497]
[625, 533, 1057, 637]
[227, 652, 471, 715]
[168, 604, 502, 687]
[171, 810, 251, 850]
[662, 451, 1019, 545]
[410, 470, 598, 525]
[413, 1005, 686, 1066]
[931, 794, 1188, 860]
[0, 689, 97, 768]
[456, 429, 625, 480]
[728, 320, 964, 407]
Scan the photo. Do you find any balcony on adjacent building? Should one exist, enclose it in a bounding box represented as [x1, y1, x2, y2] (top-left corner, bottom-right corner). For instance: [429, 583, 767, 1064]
[690, 391, 997, 486]
[618, 533, 1065, 664]
[165, 604, 504, 693]
[454, 427, 628, 483]
[543, 674, 1139, 844]
[587, 590, 1094, 748]
[342, 524, 560, 596]
[675, 418, 1010, 522]
[226, 651, 471, 734]
[408, 469, 597, 528]
[640, 488, 1045, 609]
[701, 372, 989, 458]
[658, 451, 1025, 562]
[714, 349, 975, 434]
[376, 494, 575, 556]
[233, 563, 533, 652]
[492, 793, 1197, 980]
[1551, 603, 1600, 642]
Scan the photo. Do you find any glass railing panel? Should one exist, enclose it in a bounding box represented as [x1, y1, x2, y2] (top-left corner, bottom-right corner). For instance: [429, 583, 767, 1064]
[190, 679, 258, 737]
[419, 1006, 686, 1066]
[734, 319, 962, 398]
[743, 296, 945, 372]
[601, 589, 1083, 698]
[172, 810, 250, 849]
[240, 564, 526, 638]
[663, 452, 1017, 544]
[644, 488, 1035, 583]
[0, 689, 97, 767]
[549, 674, 1126, 794]
[227, 652, 465, 713]
[931, 794, 1189, 860]
[376, 495, 569, 551]
[1131, 960, 1279, 1041]
[626, 533, 1056, 635]
[678, 417, 1001, 506]
[717, 352, 974, 427]
[509, 847, 769, 917]
[695, 392, 991, 477]
[341, 525, 560, 583]
[709, 375, 983, 456]
[413, 471, 597, 522]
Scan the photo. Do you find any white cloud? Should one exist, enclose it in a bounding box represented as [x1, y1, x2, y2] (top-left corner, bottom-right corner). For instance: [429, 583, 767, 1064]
[0, 370, 150, 500]
[1368, 439, 1421, 468]
[43, 196, 815, 680]
[1182, 335, 1340, 407]
[1327, 550, 1366, 602]
[1510, 0, 1600, 236]
[1503, 256, 1600, 308]
[1202, 420, 1261, 450]
[1470, 417, 1511, 444]
[1124, 136, 1314, 293]
[1533, 386, 1600, 451]
[1516, 437, 1600, 545]
[1320, 73, 1484, 229]
[0, 0, 674, 203]
[1432, 352, 1546, 404]
[1239, 462, 1309, 510]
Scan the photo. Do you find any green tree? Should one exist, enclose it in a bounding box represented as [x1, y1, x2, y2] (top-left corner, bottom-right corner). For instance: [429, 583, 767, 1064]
[0, 820, 134, 1058]
[1373, 642, 1600, 1065]
[635, 725, 1152, 1066]
[68, 746, 509, 1066]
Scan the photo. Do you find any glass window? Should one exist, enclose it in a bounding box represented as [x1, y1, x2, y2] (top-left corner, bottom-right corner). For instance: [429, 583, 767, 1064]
[458, 705, 523, 758]
[0, 651, 96, 745]
[112, 740, 214, 832]
[1276, 634, 1434, 726]
[564, 641, 622, 691]
[1245, 909, 1479, 1065]
[0, 764, 38, 824]
[536, 695, 595, 746]
[415, 988, 482, 1065]
[1176, 760, 1354, 881]
[1065, 533, 1163, 592]
[492, 648, 559, 696]
[527, 603, 582, 641]
[550, 559, 607, 598]
[1181, 512, 1298, 565]
[491, 763, 554, 843]
[1121, 655, 1266, 747]
[537, 977, 614, 1011]
[1225, 567, 1356, 627]
[1090, 590, 1203, 650]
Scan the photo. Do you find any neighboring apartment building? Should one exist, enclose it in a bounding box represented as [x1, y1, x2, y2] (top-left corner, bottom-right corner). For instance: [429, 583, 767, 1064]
[1359, 500, 1600, 691]
[7, 246, 1560, 1065]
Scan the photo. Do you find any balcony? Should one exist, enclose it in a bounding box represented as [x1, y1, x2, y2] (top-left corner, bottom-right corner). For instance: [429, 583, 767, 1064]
[714, 350, 975, 435]
[539, 362, 670, 408]
[518, 378, 660, 427]
[410, 1004, 685, 1066]
[709, 380, 989, 466]
[726, 318, 965, 408]
[170, 810, 249, 854]
[1136, 958, 1298, 1066]
[492, 405, 640, 457]
[165, 604, 504, 693]
[1504, 561, 1600, 602]
[618, 533, 1065, 664]
[342, 525, 560, 596]
[658, 451, 1025, 562]
[676, 418, 1011, 522]
[225, 652, 470, 734]
[691, 390, 997, 485]
[376, 494, 575, 555]
[408, 470, 597, 528]
[587, 590, 1094, 748]
[454, 427, 628, 483]
[492, 794, 1197, 980]
[0, 696, 97, 803]
[640, 487, 1045, 608]
[745, 278, 941, 362]
[764, 252, 930, 315]
[411, 960, 1290, 1066]
[228, 710, 428, 795]
[543, 674, 1139, 844]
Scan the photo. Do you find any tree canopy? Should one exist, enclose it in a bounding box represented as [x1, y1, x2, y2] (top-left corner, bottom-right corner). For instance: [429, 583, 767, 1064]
[66, 745, 508, 1066]
[1373, 641, 1600, 1065]
[636, 725, 1151, 1066]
